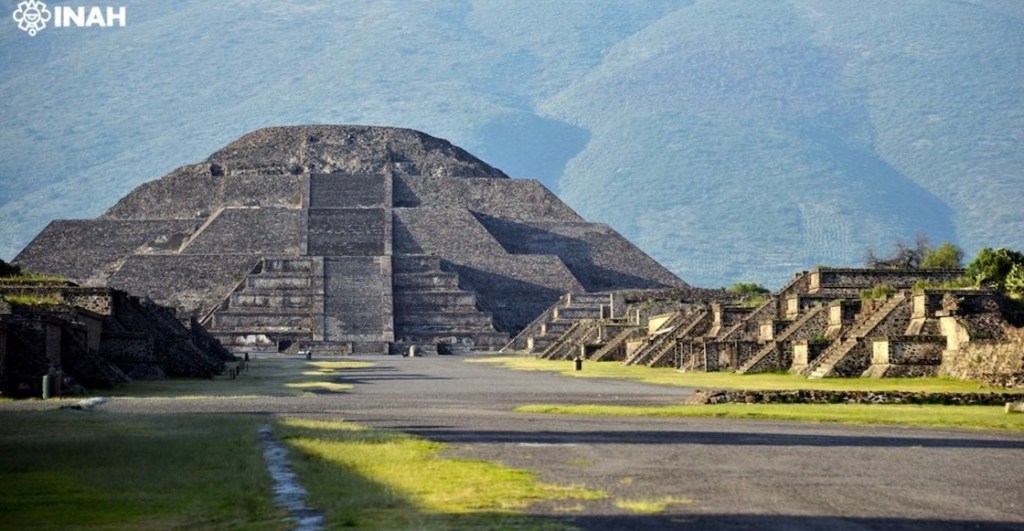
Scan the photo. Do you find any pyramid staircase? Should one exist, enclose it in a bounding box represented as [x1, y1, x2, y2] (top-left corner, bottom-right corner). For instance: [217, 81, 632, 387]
[539, 319, 601, 360]
[391, 255, 507, 352]
[803, 292, 911, 378]
[623, 308, 712, 367]
[204, 257, 320, 351]
[501, 293, 612, 353]
[590, 325, 642, 362]
[738, 305, 828, 374]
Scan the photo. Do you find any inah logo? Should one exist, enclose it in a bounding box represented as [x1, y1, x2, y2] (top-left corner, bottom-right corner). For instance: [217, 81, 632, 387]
[11, 2, 126, 36]
[12, 0, 51, 36]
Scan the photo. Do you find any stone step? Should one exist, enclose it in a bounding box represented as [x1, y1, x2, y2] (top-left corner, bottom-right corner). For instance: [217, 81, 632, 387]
[392, 255, 444, 274]
[210, 330, 313, 349]
[553, 306, 603, 320]
[394, 311, 495, 328]
[392, 331, 509, 349]
[262, 257, 315, 273]
[246, 276, 313, 290]
[230, 293, 313, 308]
[540, 320, 575, 335]
[392, 272, 460, 290]
[566, 293, 612, 306]
[393, 290, 477, 308]
[212, 312, 313, 329]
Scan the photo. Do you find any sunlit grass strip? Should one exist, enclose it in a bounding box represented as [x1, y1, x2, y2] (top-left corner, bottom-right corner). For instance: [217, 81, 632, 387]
[475, 356, 1014, 394]
[516, 403, 1024, 432]
[110, 358, 372, 398]
[277, 418, 604, 529]
[0, 411, 285, 530]
[614, 496, 692, 514]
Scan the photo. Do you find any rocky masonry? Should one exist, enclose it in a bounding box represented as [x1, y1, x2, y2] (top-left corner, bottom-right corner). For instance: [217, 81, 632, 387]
[16, 126, 686, 354]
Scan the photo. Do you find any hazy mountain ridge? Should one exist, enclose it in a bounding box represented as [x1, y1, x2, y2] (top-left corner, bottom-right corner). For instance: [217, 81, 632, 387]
[1, 0, 1021, 287]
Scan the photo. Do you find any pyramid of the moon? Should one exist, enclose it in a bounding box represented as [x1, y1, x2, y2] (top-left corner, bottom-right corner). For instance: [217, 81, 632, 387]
[16, 125, 687, 353]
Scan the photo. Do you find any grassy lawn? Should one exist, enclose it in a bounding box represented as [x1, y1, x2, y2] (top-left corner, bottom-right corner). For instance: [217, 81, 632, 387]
[476, 356, 1015, 394]
[0, 411, 285, 530]
[516, 403, 1024, 432]
[276, 417, 604, 529]
[1, 359, 609, 529]
[107, 358, 370, 398]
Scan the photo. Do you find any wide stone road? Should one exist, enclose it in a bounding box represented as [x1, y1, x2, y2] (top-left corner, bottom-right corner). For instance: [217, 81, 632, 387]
[39, 355, 1024, 529]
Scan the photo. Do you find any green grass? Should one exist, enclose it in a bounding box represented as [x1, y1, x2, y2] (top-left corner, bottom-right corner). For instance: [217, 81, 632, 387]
[0, 411, 285, 530]
[516, 403, 1024, 432]
[475, 356, 1014, 394]
[108, 358, 371, 398]
[276, 417, 604, 529]
[2, 293, 61, 306]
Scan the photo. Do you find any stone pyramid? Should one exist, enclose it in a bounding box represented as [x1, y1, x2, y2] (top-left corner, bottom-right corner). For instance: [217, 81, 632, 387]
[16, 125, 686, 353]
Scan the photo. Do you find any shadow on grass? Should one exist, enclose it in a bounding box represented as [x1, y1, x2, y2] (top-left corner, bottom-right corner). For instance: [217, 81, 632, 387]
[107, 358, 370, 398]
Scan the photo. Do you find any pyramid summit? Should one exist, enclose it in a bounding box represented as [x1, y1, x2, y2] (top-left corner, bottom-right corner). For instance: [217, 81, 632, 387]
[16, 125, 686, 353]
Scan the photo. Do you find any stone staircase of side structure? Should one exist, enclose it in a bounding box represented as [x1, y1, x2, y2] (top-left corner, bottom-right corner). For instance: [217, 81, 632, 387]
[803, 292, 912, 379]
[205, 257, 320, 352]
[624, 307, 712, 367]
[590, 325, 643, 362]
[621, 309, 689, 366]
[391, 255, 508, 353]
[503, 293, 612, 353]
[540, 319, 601, 360]
[645, 309, 714, 367]
[738, 305, 828, 374]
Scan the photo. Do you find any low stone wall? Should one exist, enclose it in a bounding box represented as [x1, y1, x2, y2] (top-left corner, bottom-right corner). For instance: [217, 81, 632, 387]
[692, 389, 1019, 406]
[941, 335, 1024, 388]
[808, 268, 965, 293]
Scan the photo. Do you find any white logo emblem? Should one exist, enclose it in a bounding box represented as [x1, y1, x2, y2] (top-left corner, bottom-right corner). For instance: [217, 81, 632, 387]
[12, 0, 51, 36]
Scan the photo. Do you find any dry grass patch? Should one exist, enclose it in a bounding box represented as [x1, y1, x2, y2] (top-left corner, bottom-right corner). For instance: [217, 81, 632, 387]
[614, 496, 692, 514]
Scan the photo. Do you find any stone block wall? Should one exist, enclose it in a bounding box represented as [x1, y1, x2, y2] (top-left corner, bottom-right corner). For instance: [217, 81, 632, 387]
[109, 254, 260, 318]
[323, 257, 393, 346]
[14, 219, 200, 284]
[872, 337, 942, 374]
[308, 209, 389, 256]
[808, 268, 965, 294]
[941, 334, 1024, 387]
[182, 208, 302, 255]
[793, 340, 829, 367]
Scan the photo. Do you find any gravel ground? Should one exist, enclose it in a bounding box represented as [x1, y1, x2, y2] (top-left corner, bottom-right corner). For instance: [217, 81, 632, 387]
[5, 354, 1024, 530]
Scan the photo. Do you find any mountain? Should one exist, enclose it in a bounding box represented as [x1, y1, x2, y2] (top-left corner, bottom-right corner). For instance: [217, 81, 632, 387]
[1, 0, 1022, 288]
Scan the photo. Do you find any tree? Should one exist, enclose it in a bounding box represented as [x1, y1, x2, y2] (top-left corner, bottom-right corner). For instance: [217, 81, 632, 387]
[864, 234, 930, 269]
[921, 242, 964, 269]
[965, 247, 1024, 290]
[728, 282, 769, 294]
[1006, 263, 1024, 300]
